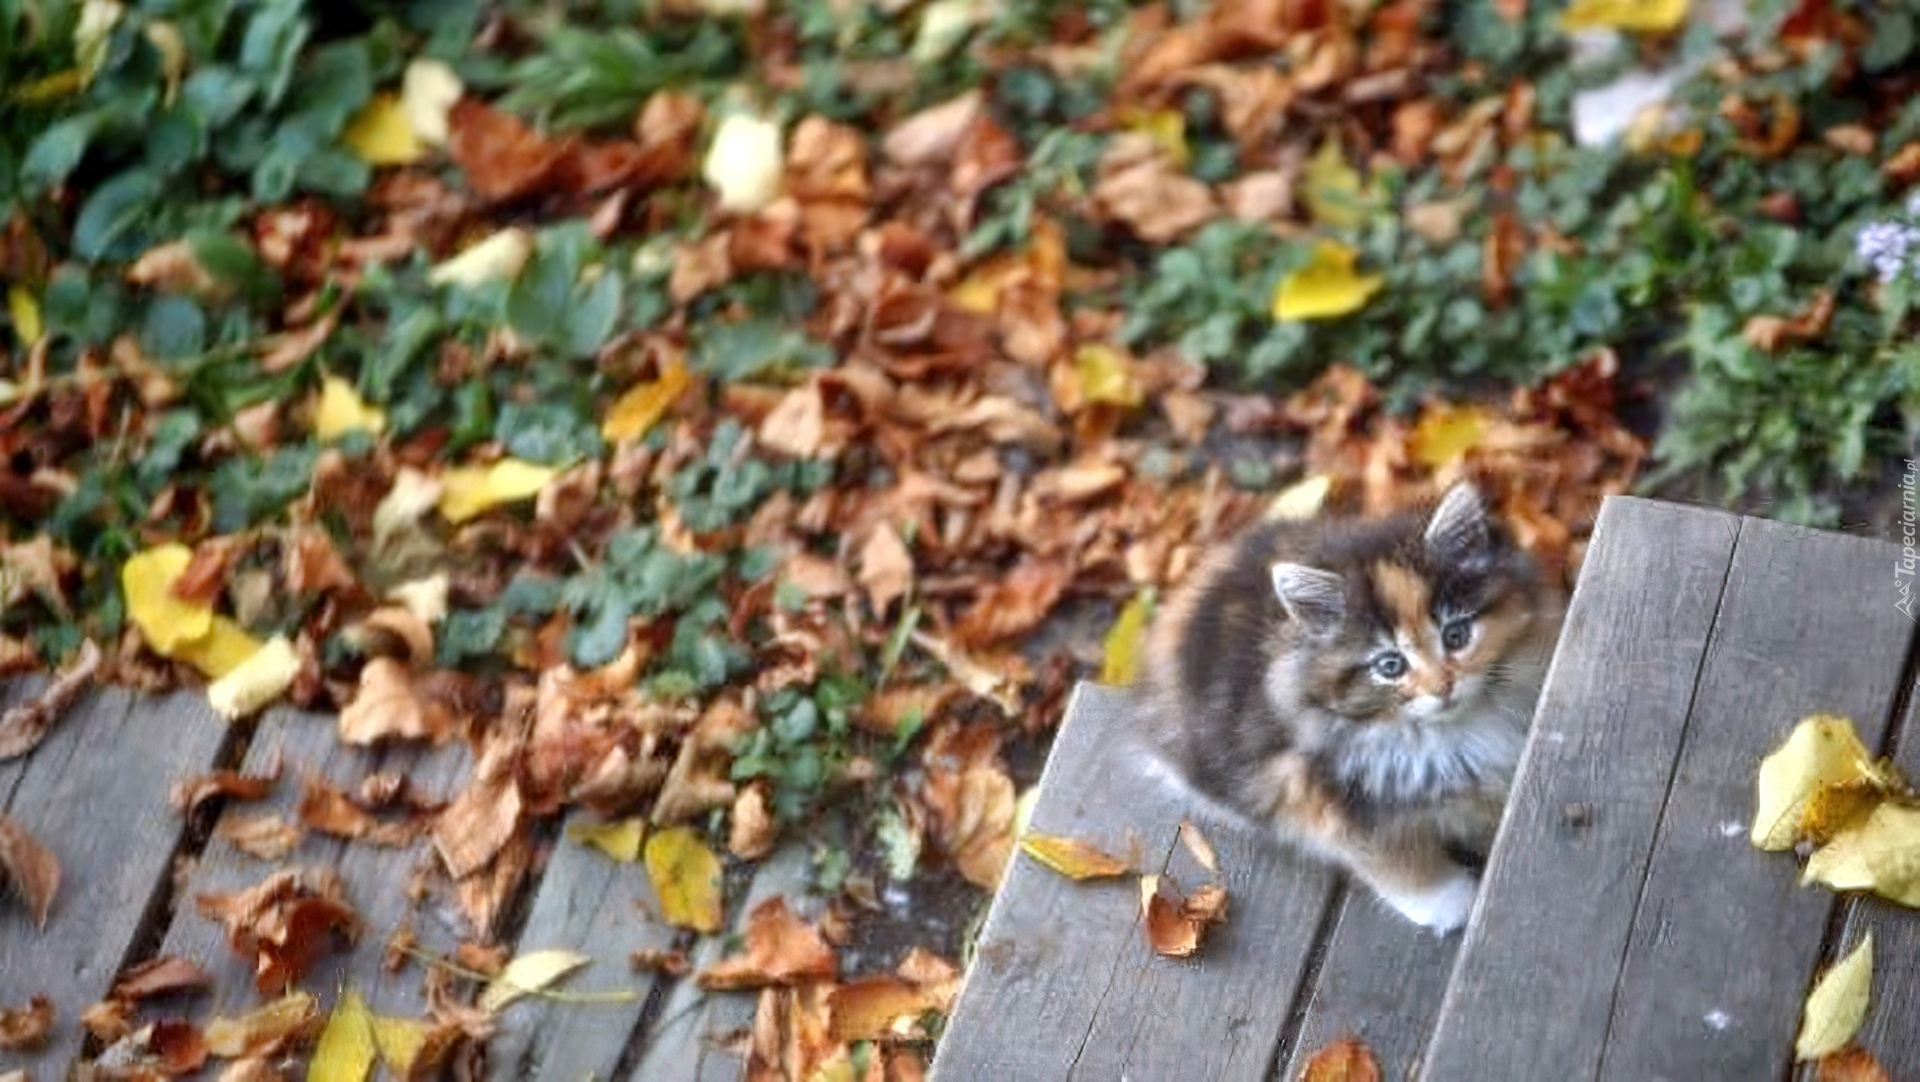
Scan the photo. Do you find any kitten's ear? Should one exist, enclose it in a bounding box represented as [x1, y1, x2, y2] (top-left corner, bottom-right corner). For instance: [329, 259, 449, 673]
[1271, 563, 1347, 634]
[1424, 482, 1491, 565]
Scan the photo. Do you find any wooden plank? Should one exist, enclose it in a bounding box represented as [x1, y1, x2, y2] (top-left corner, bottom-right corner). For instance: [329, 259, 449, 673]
[1597, 519, 1912, 1081]
[485, 807, 679, 1081]
[1, 688, 230, 1073]
[930, 683, 1341, 1082]
[1801, 664, 1920, 1079]
[142, 707, 472, 1025]
[628, 843, 816, 1082]
[1277, 892, 1457, 1082]
[1418, 497, 1741, 1082]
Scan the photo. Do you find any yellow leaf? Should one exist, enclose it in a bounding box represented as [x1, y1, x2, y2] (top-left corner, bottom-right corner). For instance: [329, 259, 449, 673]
[370, 1015, 433, 1074]
[567, 817, 647, 862]
[602, 359, 693, 442]
[174, 616, 264, 680]
[1796, 933, 1872, 1060]
[1408, 403, 1491, 468]
[11, 68, 86, 104]
[1273, 240, 1385, 321]
[7, 286, 43, 347]
[401, 59, 462, 148]
[480, 949, 592, 1013]
[204, 992, 319, 1056]
[1752, 715, 1893, 851]
[1561, 0, 1689, 32]
[342, 92, 424, 166]
[645, 826, 724, 933]
[122, 544, 213, 654]
[1302, 140, 1370, 228]
[703, 112, 784, 214]
[1100, 590, 1155, 686]
[428, 227, 534, 288]
[1117, 107, 1191, 170]
[438, 459, 559, 524]
[1020, 832, 1131, 879]
[309, 990, 377, 1082]
[1269, 475, 1331, 521]
[206, 634, 299, 720]
[1074, 344, 1144, 409]
[1803, 803, 1920, 907]
[314, 375, 387, 441]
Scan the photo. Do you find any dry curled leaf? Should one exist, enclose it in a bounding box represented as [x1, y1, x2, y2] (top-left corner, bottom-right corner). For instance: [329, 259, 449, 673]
[1141, 875, 1228, 959]
[1300, 1036, 1381, 1082]
[204, 991, 321, 1057]
[195, 868, 359, 994]
[0, 814, 59, 928]
[1818, 1047, 1891, 1082]
[698, 897, 838, 990]
[0, 995, 52, 1051]
[0, 638, 98, 761]
[111, 955, 213, 1001]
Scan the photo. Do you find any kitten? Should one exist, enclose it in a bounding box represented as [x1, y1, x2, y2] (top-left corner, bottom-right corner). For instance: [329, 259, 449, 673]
[1137, 482, 1565, 933]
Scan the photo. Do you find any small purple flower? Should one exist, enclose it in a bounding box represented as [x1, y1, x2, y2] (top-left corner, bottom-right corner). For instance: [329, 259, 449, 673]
[1854, 193, 1920, 284]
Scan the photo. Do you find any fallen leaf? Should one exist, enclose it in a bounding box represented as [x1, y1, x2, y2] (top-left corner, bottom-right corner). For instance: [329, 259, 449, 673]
[110, 955, 212, 1001]
[1818, 1047, 1891, 1082]
[338, 658, 447, 745]
[1073, 344, 1143, 409]
[729, 784, 777, 860]
[631, 947, 692, 977]
[858, 522, 915, 616]
[920, 725, 1017, 889]
[0, 814, 59, 928]
[758, 382, 828, 458]
[827, 977, 937, 1042]
[697, 897, 838, 990]
[152, 1018, 210, 1074]
[7, 285, 42, 347]
[123, 543, 213, 655]
[174, 616, 266, 680]
[645, 826, 724, 933]
[704, 112, 783, 213]
[369, 1014, 433, 1074]
[1099, 591, 1154, 686]
[1408, 403, 1491, 468]
[342, 93, 424, 165]
[0, 637, 99, 760]
[954, 557, 1072, 647]
[207, 635, 300, 721]
[400, 59, 462, 147]
[447, 99, 570, 203]
[0, 995, 52, 1051]
[195, 868, 359, 994]
[1797, 933, 1872, 1061]
[1020, 832, 1131, 879]
[1141, 875, 1228, 958]
[1752, 715, 1897, 852]
[1302, 140, 1371, 228]
[438, 459, 559, 523]
[428, 227, 535, 288]
[1274, 241, 1385, 322]
[1802, 803, 1920, 907]
[566, 817, 646, 862]
[314, 376, 386, 441]
[479, 949, 591, 1012]
[309, 990, 376, 1082]
[602, 358, 693, 442]
[218, 813, 305, 861]
[1560, 0, 1688, 32]
[1300, 1036, 1381, 1082]
[1270, 475, 1332, 520]
[204, 992, 319, 1056]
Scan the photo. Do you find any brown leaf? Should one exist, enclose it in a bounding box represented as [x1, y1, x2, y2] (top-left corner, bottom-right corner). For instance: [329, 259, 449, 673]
[919, 724, 1017, 890]
[729, 784, 778, 860]
[81, 997, 134, 1042]
[883, 92, 984, 167]
[1818, 1047, 1891, 1082]
[697, 897, 839, 990]
[857, 522, 915, 616]
[1300, 1036, 1381, 1082]
[1093, 134, 1216, 243]
[195, 868, 359, 994]
[339, 658, 452, 745]
[218, 813, 305, 861]
[954, 558, 1073, 648]
[0, 814, 59, 928]
[171, 756, 283, 816]
[0, 995, 53, 1051]
[152, 1018, 211, 1074]
[433, 727, 524, 881]
[827, 977, 936, 1042]
[758, 381, 828, 459]
[283, 527, 358, 596]
[110, 955, 213, 1001]
[299, 777, 422, 847]
[447, 99, 571, 203]
[0, 637, 99, 761]
[630, 947, 691, 977]
[1142, 876, 1228, 958]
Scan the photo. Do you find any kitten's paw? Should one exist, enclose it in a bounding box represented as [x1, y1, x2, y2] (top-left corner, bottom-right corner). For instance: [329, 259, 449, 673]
[1383, 870, 1478, 934]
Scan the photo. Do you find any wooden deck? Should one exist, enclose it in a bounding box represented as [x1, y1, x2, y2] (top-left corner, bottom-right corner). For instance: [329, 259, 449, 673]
[934, 496, 1920, 1081]
[6, 495, 1920, 1080]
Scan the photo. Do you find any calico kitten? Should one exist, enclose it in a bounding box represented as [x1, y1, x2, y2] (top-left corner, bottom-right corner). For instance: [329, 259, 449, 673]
[1138, 483, 1564, 933]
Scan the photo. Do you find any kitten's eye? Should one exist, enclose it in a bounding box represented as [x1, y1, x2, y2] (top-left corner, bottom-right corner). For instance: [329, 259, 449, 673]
[1371, 652, 1409, 679]
[1441, 618, 1474, 652]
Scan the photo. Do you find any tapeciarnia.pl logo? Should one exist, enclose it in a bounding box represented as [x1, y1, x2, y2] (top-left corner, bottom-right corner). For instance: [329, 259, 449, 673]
[1900, 458, 1918, 621]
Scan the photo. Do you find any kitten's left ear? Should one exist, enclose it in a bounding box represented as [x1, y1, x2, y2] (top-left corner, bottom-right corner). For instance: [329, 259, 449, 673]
[1424, 482, 1491, 564]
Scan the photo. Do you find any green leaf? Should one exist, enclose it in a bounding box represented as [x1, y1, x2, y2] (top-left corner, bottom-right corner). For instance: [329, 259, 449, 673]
[692, 320, 834, 381]
[73, 170, 163, 262]
[139, 297, 208, 361]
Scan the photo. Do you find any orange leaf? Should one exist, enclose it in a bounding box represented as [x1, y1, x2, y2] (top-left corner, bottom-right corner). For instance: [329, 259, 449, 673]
[1020, 832, 1130, 880]
[1300, 1036, 1382, 1082]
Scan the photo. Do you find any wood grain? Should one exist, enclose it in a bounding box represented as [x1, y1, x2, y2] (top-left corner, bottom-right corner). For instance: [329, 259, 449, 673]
[0, 687, 229, 1073]
[1419, 497, 1742, 1082]
[1597, 518, 1912, 1081]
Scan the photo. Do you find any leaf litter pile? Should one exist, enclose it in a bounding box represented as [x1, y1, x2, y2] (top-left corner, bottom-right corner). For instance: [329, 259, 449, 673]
[0, 0, 1918, 1076]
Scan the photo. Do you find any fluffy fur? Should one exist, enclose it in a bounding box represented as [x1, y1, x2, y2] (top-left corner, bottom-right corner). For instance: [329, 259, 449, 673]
[1137, 483, 1565, 933]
